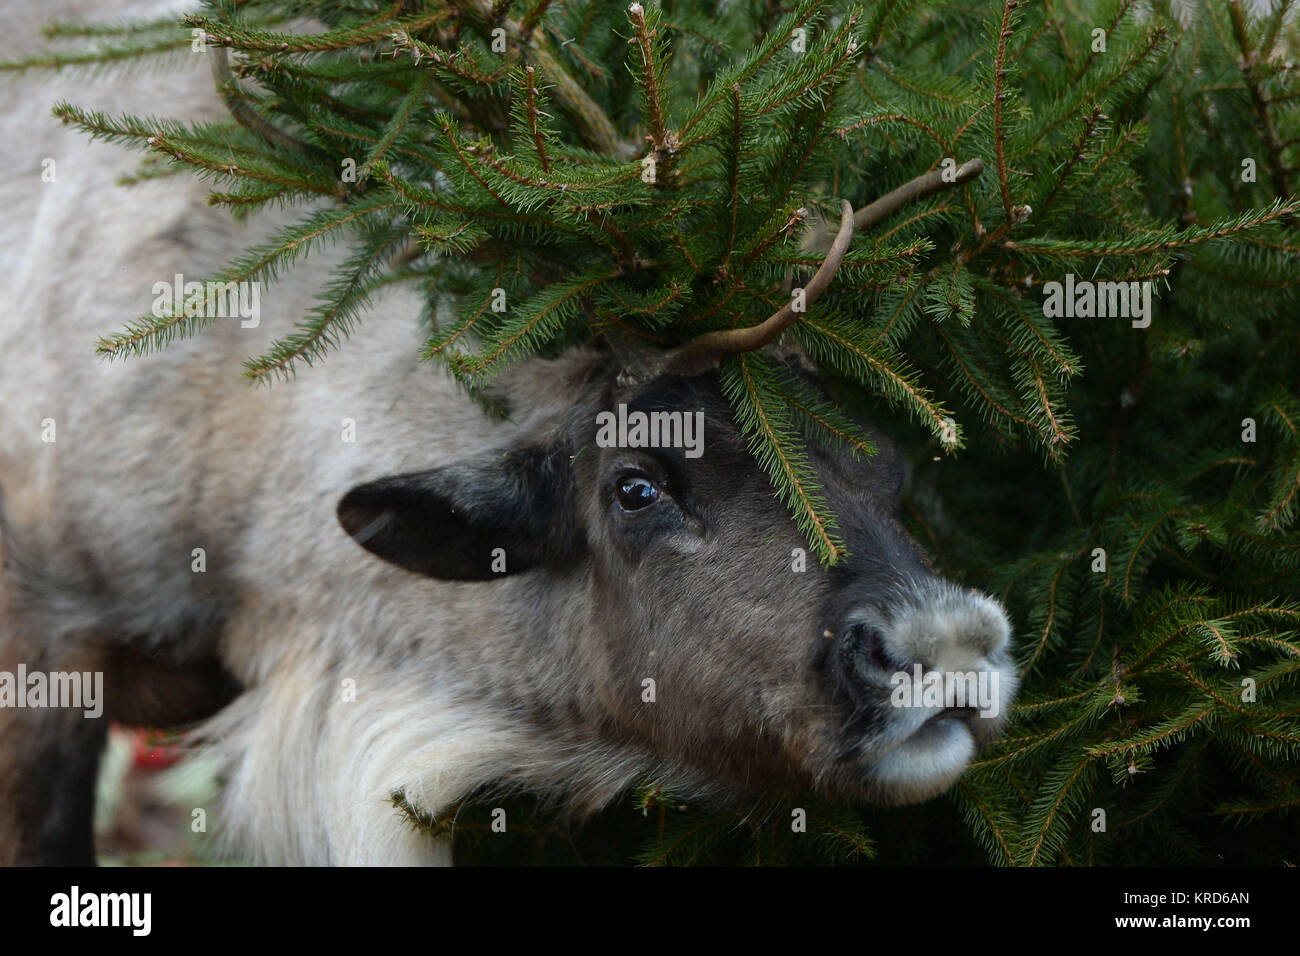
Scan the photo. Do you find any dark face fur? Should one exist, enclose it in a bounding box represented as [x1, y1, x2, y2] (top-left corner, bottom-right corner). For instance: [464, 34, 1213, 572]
[338, 349, 1017, 806]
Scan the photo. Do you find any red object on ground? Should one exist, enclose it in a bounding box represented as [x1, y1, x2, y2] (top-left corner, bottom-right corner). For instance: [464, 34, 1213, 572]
[129, 728, 182, 770]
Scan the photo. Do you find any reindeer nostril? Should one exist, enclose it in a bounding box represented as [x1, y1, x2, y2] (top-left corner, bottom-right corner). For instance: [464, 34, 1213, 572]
[845, 622, 898, 674]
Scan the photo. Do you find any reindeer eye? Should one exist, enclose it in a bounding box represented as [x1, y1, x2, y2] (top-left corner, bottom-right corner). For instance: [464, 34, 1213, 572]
[616, 474, 659, 512]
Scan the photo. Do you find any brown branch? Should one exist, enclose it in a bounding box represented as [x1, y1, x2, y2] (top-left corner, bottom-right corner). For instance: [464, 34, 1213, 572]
[992, 0, 1017, 218]
[523, 66, 552, 172]
[468, 0, 634, 158]
[627, 2, 668, 148]
[1037, 106, 1104, 220]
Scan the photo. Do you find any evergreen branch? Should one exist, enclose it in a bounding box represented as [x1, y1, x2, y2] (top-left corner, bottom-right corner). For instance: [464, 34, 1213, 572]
[720, 85, 743, 271]
[520, 1, 554, 39]
[1260, 0, 1296, 59]
[451, 0, 632, 158]
[1175, 666, 1252, 714]
[953, 780, 1018, 865]
[414, 217, 487, 255]
[748, 12, 862, 118]
[867, 274, 928, 346]
[393, 31, 517, 83]
[968, 704, 1105, 772]
[991, 0, 1018, 218]
[811, 159, 985, 249]
[769, 367, 878, 460]
[635, 814, 728, 866]
[795, 317, 955, 442]
[424, 265, 508, 359]
[185, 9, 451, 54]
[627, 3, 669, 150]
[980, 280, 1080, 377]
[380, 165, 566, 229]
[859, 158, 985, 233]
[771, 238, 929, 269]
[721, 354, 844, 563]
[835, 112, 951, 154]
[1003, 200, 1300, 257]
[1033, 105, 1105, 220]
[51, 102, 342, 197]
[803, 808, 876, 862]
[0, 30, 188, 72]
[95, 199, 401, 360]
[783, 395, 876, 458]
[1008, 684, 1106, 718]
[452, 267, 619, 379]
[1110, 743, 1211, 832]
[40, 15, 186, 39]
[1084, 705, 1214, 758]
[1235, 635, 1300, 658]
[1040, 0, 1077, 70]
[209, 46, 314, 154]
[658, 200, 855, 377]
[597, 277, 690, 323]
[528, 41, 632, 158]
[244, 224, 411, 382]
[1019, 753, 1096, 867]
[1014, 23, 1169, 153]
[114, 155, 188, 187]
[438, 117, 509, 204]
[931, 322, 1033, 431]
[740, 206, 815, 266]
[523, 66, 552, 172]
[1024, 552, 1080, 670]
[541, 21, 607, 83]
[678, 0, 826, 142]
[1024, 354, 1070, 449]
[1257, 455, 1300, 533]
[1228, 0, 1293, 197]
[873, 60, 977, 108]
[213, 197, 404, 289]
[1217, 792, 1300, 819]
[1121, 510, 1184, 604]
[1074, 0, 1138, 82]
[358, 69, 437, 179]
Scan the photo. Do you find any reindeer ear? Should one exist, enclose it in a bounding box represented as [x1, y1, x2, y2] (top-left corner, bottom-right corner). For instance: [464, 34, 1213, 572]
[602, 333, 663, 387]
[337, 445, 579, 581]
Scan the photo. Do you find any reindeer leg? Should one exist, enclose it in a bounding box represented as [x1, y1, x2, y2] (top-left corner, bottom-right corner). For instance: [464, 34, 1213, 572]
[0, 639, 106, 866]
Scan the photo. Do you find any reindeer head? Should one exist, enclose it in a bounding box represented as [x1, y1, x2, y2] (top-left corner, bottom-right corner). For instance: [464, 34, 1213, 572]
[337, 190, 1015, 807]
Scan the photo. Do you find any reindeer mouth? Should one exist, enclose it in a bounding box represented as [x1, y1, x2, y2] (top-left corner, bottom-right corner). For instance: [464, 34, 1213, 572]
[822, 586, 1018, 804]
[844, 693, 1014, 805]
[922, 705, 981, 727]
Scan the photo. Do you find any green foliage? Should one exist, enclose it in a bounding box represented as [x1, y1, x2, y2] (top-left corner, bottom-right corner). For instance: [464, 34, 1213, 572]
[13, 0, 1300, 865]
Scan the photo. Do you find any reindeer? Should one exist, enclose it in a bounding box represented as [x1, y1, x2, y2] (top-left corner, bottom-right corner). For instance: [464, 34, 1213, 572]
[0, 0, 1015, 865]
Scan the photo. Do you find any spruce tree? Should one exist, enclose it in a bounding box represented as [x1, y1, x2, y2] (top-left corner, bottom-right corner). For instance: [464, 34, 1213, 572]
[8, 0, 1298, 865]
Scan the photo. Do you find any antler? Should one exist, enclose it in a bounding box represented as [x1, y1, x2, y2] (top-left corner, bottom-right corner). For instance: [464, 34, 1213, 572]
[616, 158, 985, 384]
[854, 158, 984, 233]
[656, 199, 856, 377]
